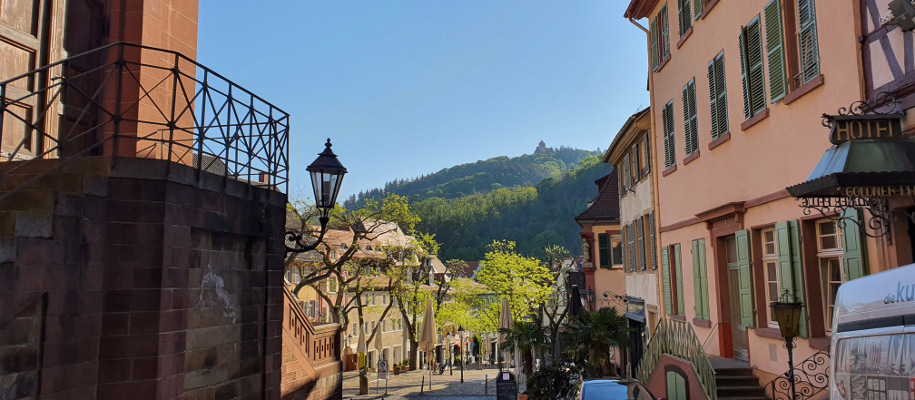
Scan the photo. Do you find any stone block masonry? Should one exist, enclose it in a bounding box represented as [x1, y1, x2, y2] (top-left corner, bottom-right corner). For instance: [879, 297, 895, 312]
[0, 156, 286, 400]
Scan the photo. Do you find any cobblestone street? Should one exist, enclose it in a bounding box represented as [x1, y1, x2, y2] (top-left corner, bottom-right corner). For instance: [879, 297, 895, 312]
[343, 367, 521, 399]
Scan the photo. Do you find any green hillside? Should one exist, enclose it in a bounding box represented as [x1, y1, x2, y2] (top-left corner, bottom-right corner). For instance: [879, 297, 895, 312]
[343, 145, 612, 260]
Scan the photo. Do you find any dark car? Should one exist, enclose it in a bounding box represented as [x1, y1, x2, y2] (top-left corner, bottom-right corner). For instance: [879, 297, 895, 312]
[574, 379, 657, 400]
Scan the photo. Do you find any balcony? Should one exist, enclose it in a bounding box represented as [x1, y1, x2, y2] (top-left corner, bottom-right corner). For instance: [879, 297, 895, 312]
[0, 42, 289, 198]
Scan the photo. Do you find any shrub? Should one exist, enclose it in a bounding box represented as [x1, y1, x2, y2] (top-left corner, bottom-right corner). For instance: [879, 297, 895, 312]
[526, 362, 583, 400]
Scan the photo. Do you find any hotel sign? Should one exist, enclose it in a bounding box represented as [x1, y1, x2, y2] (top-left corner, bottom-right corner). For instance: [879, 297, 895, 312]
[826, 114, 904, 145]
[843, 186, 915, 197]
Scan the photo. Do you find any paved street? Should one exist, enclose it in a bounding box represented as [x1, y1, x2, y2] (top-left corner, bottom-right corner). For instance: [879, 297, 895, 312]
[343, 367, 522, 399]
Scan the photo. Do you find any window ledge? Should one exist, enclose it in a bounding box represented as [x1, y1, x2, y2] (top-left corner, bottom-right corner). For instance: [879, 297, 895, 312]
[693, 318, 712, 328]
[700, 0, 720, 20]
[708, 131, 731, 150]
[740, 108, 770, 131]
[754, 327, 784, 340]
[676, 27, 693, 49]
[654, 55, 671, 74]
[808, 337, 830, 350]
[662, 164, 677, 177]
[670, 315, 686, 322]
[784, 74, 825, 105]
[683, 151, 700, 165]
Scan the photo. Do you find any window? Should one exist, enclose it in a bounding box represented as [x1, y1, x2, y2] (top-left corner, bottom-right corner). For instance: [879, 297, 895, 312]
[623, 154, 631, 189]
[662, 244, 685, 316]
[762, 228, 781, 327]
[817, 219, 843, 333]
[617, 166, 625, 197]
[707, 53, 729, 139]
[598, 233, 611, 269]
[650, 4, 671, 71]
[662, 101, 676, 169]
[353, 323, 357, 336]
[677, 0, 692, 37]
[796, 0, 820, 86]
[622, 223, 629, 268]
[328, 277, 337, 293]
[638, 217, 647, 271]
[382, 320, 387, 332]
[611, 236, 624, 267]
[693, 0, 704, 20]
[764, 0, 787, 102]
[631, 143, 641, 182]
[739, 16, 766, 120]
[682, 79, 698, 156]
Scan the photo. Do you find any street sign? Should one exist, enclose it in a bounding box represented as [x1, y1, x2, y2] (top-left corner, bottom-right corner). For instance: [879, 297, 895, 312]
[496, 371, 517, 400]
[377, 360, 388, 380]
[379, 360, 388, 371]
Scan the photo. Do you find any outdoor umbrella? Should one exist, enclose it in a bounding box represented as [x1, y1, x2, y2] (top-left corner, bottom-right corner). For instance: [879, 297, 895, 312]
[357, 323, 367, 365]
[375, 325, 384, 367]
[498, 298, 512, 371]
[418, 299, 437, 367]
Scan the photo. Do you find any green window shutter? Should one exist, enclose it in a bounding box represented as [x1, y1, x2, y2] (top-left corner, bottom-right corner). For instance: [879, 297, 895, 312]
[694, 0, 704, 20]
[708, 61, 719, 139]
[598, 233, 610, 268]
[682, 84, 693, 156]
[649, 212, 657, 269]
[644, 132, 652, 174]
[842, 209, 869, 281]
[765, 0, 787, 102]
[629, 223, 637, 272]
[683, 80, 698, 155]
[660, 5, 671, 59]
[674, 243, 685, 315]
[663, 102, 676, 168]
[651, 18, 660, 70]
[747, 19, 767, 115]
[797, 0, 820, 84]
[662, 246, 672, 315]
[788, 220, 809, 338]
[678, 0, 692, 37]
[692, 239, 709, 320]
[735, 230, 755, 328]
[714, 55, 729, 134]
[638, 218, 647, 270]
[623, 154, 631, 189]
[739, 27, 752, 120]
[622, 223, 628, 269]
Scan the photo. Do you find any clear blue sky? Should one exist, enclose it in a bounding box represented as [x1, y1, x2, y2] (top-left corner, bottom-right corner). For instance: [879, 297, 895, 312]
[198, 1, 649, 200]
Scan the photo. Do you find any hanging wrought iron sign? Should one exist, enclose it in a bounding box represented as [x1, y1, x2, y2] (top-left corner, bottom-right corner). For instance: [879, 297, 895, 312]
[798, 196, 895, 240]
[824, 114, 903, 144]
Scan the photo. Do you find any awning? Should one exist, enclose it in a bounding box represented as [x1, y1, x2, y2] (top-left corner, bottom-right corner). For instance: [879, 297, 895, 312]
[786, 139, 915, 198]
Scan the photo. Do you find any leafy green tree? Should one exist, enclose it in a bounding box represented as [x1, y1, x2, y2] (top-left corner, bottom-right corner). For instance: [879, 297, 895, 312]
[475, 240, 553, 320]
[561, 307, 629, 378]
[500, 320, 549, 377]
[539, 245, 571, 361]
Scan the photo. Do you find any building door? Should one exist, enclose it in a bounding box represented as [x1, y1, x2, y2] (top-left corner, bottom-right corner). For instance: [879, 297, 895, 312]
[725, 236, 749, 360]
[628, 319, 645, 377]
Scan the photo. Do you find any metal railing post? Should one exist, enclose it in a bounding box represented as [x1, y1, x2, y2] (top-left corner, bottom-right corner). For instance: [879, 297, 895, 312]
[196, 69, 207, 179]
[167, 53, 179, 164]
[112, 44, 124, 165]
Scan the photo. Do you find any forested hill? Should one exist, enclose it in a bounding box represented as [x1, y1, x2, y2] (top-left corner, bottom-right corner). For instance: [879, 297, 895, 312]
[343, 144, 612, 260]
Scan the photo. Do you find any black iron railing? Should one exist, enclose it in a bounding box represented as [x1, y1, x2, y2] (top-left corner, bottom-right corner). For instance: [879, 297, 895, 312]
[0, 42, 289, 197]
[765, 345, 830, 400]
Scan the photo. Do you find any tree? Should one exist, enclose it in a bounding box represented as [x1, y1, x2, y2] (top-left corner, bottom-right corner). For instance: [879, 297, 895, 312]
[500, 320, 548, 377]
[561, 307, 629, 378]
[475, 240, 553, 320]
[539, 245, 571, 361]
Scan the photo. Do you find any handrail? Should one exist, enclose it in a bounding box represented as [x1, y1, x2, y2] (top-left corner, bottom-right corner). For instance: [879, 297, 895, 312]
[637, 318, 717, 400]
[764, 345, 830, 400]
[284, 285, 316, 358]
[701, 322, 723, 349]
[282, 285, 341, 365]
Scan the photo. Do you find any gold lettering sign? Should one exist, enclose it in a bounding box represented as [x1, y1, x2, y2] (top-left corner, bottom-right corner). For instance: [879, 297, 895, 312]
[828, 115, 903, 145]
[843, 186, 915, 197]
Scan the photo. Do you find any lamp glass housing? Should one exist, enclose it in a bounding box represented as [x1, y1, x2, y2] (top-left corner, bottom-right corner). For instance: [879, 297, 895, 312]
[771, 300, 804, 338]
[307, 139, 347, 211]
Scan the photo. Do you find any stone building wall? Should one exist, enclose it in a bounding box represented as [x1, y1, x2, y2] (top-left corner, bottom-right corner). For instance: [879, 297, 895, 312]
[0, 156, 285, 399]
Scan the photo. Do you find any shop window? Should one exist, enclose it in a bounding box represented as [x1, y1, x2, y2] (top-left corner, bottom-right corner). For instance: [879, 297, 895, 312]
[762, 228, 781, 327]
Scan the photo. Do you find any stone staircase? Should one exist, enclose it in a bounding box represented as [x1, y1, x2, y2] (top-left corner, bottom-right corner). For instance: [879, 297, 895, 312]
[714, 366, 768, 400]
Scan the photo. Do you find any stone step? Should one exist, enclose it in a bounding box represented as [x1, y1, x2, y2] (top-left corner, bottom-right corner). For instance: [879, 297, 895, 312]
[717, 385, 767, 397]
[718, 397, 768, 400]
[714, 368, 756, 377]
[716, 375, 761, 386]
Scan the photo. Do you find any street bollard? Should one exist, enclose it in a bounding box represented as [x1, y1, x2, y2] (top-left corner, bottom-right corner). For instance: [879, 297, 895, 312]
[485, 375, 488, 395]
[421, 376, 425, 394]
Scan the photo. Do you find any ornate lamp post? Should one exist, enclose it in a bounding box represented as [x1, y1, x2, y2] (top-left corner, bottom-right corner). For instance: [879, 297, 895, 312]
[586, 287, 595, 311]
[285, 139, 348, 254]
[771, 290, 804, 400]
[458, 325, 465, 384]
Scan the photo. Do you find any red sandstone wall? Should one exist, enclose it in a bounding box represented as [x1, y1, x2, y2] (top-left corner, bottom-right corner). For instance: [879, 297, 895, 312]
[644, 355, 710, 400]
[0, 156, 285, 399]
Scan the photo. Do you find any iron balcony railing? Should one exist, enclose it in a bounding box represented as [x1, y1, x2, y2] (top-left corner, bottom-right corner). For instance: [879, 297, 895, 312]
[0, 42, 289, 198]
[764, 345, 830, 400]
[637, 318, 717, 400]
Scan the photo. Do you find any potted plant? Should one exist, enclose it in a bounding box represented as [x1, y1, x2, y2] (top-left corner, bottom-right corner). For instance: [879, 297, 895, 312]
[393, 362, 401, 375]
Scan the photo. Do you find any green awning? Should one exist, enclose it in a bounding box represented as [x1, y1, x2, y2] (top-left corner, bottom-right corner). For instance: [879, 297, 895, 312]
[787, 140, 915, 198]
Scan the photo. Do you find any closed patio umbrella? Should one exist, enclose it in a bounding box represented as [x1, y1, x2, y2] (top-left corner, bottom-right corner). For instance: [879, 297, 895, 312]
[418, 299, 437, 365]
[498, 298, 512, 371]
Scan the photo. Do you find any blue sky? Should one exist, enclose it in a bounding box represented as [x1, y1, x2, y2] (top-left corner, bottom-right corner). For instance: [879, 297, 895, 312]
[198, 1, 649, 200]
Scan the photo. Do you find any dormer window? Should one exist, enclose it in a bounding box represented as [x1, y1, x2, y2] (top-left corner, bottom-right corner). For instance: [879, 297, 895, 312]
[366, 245, 373, 252]
[340, 243, 347, 250]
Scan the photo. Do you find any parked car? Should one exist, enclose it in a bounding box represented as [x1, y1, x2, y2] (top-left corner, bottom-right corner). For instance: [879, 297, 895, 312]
[574, 379, 656, 400]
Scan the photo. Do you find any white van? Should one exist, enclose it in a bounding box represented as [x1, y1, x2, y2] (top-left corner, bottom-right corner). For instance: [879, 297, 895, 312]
[830, 263, 915, 400]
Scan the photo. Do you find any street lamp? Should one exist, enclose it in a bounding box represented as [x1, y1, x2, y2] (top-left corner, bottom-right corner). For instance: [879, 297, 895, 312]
[586, 287, 595, 311]
[285, 139, 348, 254]
[771, 290, 804, 400]
[458, 325, 465, 384]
